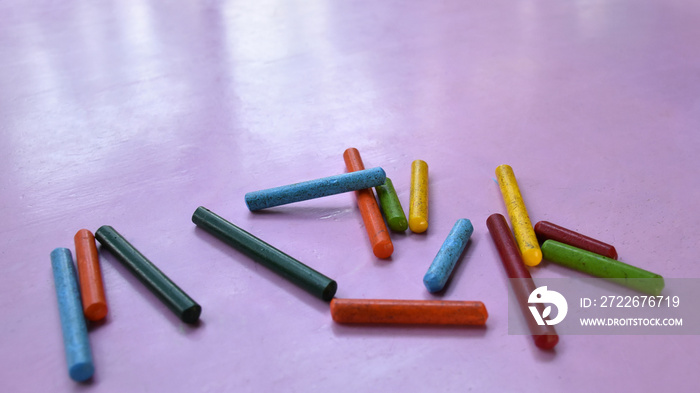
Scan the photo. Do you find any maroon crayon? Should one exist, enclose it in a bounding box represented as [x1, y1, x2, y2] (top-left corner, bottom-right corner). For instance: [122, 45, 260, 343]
[487, 214, 558, 350]
[534, 220, 618, 260]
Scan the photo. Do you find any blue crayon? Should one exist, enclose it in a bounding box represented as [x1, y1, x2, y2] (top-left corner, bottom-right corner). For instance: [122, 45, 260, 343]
[245, 167, 387, 211]
[51, 248, 94, 382]
[423, 219, 474, 293]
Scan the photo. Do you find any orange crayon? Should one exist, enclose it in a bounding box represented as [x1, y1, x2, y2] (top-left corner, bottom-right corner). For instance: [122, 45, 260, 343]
[330, 298, 488, 325]
[343, 148, 393, 259]
[74, 229, 108, 321]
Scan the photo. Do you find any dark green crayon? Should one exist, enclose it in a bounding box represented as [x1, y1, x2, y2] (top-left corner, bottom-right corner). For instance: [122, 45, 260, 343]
[541, 240, 664, 295]
[95, 226, 201, 324]
[192, 206, 337, 301]
[375, 178, 408, 232]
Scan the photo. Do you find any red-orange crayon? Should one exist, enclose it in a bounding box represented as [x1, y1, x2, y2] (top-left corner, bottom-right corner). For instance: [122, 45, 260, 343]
[330, 298, 488, 325]
[74, 229, 108, 321]
[343, 148, 393, 259]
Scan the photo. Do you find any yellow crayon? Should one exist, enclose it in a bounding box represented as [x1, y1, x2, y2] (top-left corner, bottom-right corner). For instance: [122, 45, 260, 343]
[409, 160, 429, 233]
[495, 164, 542, 266]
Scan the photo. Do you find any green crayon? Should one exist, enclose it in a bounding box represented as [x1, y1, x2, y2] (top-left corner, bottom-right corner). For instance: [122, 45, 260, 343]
[541, 240, 664, 295]
[375, 178, 408, 232]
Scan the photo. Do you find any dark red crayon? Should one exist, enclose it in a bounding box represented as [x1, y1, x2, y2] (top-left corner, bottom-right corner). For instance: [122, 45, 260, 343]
[487, 214, 558, 350]
[534, 220, 617, 260]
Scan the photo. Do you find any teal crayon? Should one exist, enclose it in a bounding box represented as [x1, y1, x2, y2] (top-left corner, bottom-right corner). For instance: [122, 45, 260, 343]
[51, 248, 95, 382]
[423, 219, 473, 292]
[245, 167, 386, 211]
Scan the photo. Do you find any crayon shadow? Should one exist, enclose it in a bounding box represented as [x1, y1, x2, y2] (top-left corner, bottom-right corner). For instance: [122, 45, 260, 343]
[372, 254, 394, 265]
[330, 322, 488, 339]
[407, 228, 431, 242]
[97, 246, 203, 333]
[192, 227, 332, 315]
[74, 376, 96, 387]
[389, 229, 409, 238]
[86, 316, 110, 332]
[248, 205, 355, 221]
[529, 340, 558, 362]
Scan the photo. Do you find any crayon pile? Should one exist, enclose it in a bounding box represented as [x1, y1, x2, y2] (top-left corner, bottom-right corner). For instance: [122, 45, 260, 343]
[50, 148, 664, 382]
[51, 226, 202, 382]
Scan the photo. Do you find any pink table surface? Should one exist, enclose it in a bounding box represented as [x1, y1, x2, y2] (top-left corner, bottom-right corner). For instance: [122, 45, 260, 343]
[2, 0, 699, 391]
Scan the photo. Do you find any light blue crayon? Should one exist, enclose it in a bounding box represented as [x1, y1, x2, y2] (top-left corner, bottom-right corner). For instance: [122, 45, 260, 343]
[245, 167, 386, 211]
[423, 219, 474, 293]
[51, 248, 94, 382]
